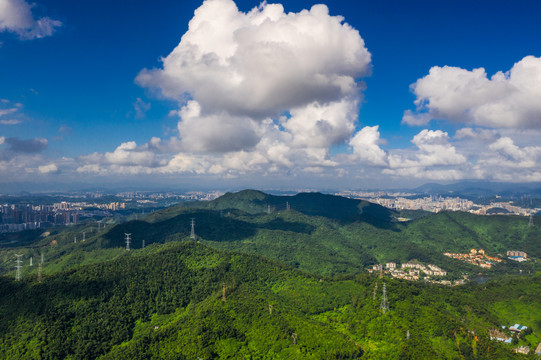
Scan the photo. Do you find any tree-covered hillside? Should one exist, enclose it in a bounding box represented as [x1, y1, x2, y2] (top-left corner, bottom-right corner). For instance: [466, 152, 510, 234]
[147, 190, 394, 223]
[105, 194, 541, 277]
[0, 191, 540, 359]
[1, 191, 539, 278]
[1, 242, 539, 359]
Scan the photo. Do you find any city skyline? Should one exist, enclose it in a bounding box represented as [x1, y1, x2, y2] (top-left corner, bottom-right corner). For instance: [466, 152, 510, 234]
[1, 0, 541, 191]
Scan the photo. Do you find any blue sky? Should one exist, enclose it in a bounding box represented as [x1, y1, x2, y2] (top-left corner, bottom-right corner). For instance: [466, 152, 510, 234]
[1, 0, 540, 191]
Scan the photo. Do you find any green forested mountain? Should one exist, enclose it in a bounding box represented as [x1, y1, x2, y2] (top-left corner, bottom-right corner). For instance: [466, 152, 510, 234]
[103, 192, 540, 277]
[1, 241, 539, 359]
[1, 191, 540, 359]
[1, 191, 539, 278]
[147, 190, 394, 223]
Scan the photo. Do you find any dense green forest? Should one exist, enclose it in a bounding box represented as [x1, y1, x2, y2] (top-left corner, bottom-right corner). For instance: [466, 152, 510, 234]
[3, 190, 538, 278]
[1, 190, 540, 358]
[1, 242, 540, 359]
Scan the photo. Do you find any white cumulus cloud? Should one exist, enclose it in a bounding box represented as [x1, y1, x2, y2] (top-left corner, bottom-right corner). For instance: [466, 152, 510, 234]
[384, 129, 467, 179]
[349, 125, 387, 166]
[284, 99, 359, 149]
[487, 137, 541, 168]
[137, 0, 371, 119]
[403, 56, 541, 129]
[113, 0, 373, 178]
[38, 163, 58, 174]
[176, 100, 262, 153]
[0, 0, 61, 39]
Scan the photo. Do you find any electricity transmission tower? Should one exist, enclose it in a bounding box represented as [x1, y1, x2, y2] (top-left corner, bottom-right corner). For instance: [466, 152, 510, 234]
[125, 233, 131, 251]
[15, 254, 23, 281]
[190, 218, 196, 240]
[380, 282, 389, 313]
[267, 205, 271, 214]
[82, 231, 86, 242]
[286, 202, 290, 211]
[38, 262, 42, 283]
[529, 215, 534, 227]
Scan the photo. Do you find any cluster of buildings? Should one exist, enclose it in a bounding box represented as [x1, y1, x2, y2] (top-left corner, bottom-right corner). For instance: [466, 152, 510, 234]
[95, 202, 126, 211]
[443, 249, 502, 268]
[335, 190, 416, 199]
[490, 324, 540, 355]
[0, 189, 228, 233]
[477, 201, 535, 216]
[507, 250, 528, 262]
[0, 201, 119, 233]
[370, 196, 475, 213]
[53, 201, 126, 211]
[0, 204, 81, 232]
[368, 261, 447, 281]
[337, 191, 540, 217]
[176, 191, 224, 201]
[116, 191, 224, 202]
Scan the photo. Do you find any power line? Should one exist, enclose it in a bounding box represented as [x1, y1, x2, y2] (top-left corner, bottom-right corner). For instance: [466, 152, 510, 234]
[125, 233, 131, 251]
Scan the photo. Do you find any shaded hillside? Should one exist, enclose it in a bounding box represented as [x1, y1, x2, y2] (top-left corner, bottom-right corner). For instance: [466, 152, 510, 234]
[1, 189, 540, 281]
[102, 206, 541, 277]
[1, 242, 537, 359]
[2, 195, 539, 279]
[148, 190, 395, 224]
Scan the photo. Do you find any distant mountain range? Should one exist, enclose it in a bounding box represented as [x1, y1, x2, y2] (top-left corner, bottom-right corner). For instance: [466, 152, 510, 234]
[411, 181, 541, 197]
